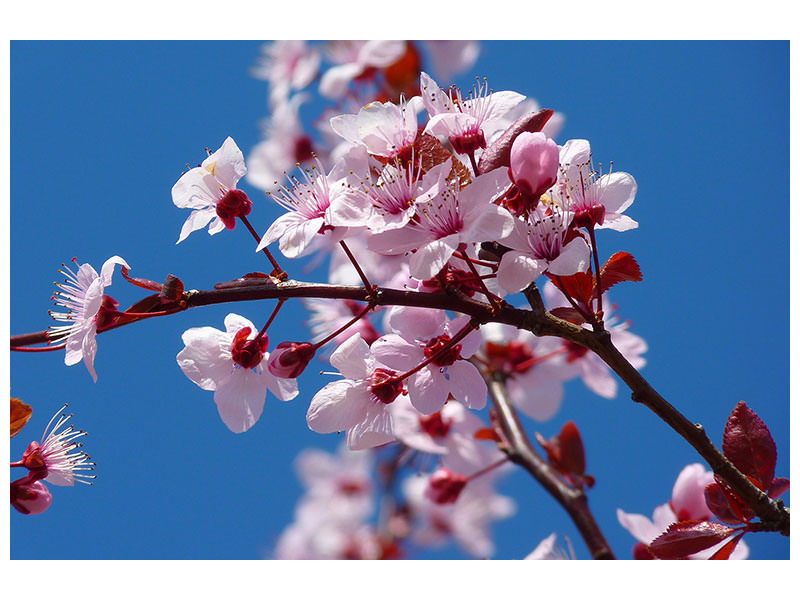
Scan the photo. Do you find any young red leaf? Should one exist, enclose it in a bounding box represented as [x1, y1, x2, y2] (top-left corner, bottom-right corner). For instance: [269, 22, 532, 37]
[767, 477, 790, 499]
[709, 532, 744, 560]
[549, 307, 587, 325]
[704, 482, 748, 525]
[546, 270, 594, 305]
[473, 427, 501, 442]
[120, 266, 161, 292]
[598, 251, 643, 294]
[648, 520, 737, 560]
[535, 422, 593, 488]
[10, 397, 33, 439]
[722, 401, 777, 490]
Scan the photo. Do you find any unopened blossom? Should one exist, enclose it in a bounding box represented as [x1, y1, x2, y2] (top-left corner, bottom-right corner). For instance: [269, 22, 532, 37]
[480, 322, 575, 422]
[508, 132, 560, 209]
[251, 40, 321, 106]
[553, 139, 638, 231]
[177, 313, 298, 433]
[257, 158, 362, 258]
[496, 204, 590, 295]
[403, 473, 515, 558]
[420, 72, 524, 157]
[172, 137, 250, 243]
[329, 96, 422, 162]
[306, 333, 400, 450]
[368, 167, 514, 280]
[48, 255, 129, 381]
[21, 405, 95, 486]
[246, 95, 317, 192]
[266, 341, 316, 379]
[10, 478, 52, 515]
[543, 281, 647, 398]
[320, 40, 406, 99]
[617, 463, 749, 560]
[371, 307, 486, 414]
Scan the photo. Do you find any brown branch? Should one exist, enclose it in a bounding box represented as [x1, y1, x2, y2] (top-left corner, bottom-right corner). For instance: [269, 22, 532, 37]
[482, 368, 615, 559]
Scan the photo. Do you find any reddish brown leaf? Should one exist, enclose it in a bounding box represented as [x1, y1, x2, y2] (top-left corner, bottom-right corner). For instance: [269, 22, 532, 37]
[546, 270, 594, 305]
[11, 397, 33, 438]
[648, 520, 737, 559]
[473, 427, 501, 442]
[767, 477, 790, 499]
[549, 307, 587, 325]
[598, 251, 642, 294]
[709, 532, 744, 560]
[477, 109, 554, 174]
[159, 274, 184, 303]
[120, 266, 161, 292]
[535, 422, 592, 488]
[414, 132, 471, 187]
[704, 482, 747, 525]
[722, 401, 777, 490]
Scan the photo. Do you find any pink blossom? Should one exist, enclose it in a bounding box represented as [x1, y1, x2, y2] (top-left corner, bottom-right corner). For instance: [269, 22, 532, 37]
[48, 255, 130, 381]
[320, 40, 406, 99]
[617, 463, 749, 559]
[368, 167, 514, 280]
[371, 307, 486, 414]
[171, 137, 249, 243]
[306, 333, 400, 450]
[176, 313, 298, 433]
[553, 139, 638, 231]
[251, 40, 320, 106]
[509, 132, 560, 201]
[496, 204, 591, 295]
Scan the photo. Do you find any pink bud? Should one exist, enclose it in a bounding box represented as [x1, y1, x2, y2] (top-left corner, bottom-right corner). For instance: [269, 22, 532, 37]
[509, 132, 559, 201]
[11, 477, 53, 515]
[267, 341, 316, 379]
[425, 468, 468, 504]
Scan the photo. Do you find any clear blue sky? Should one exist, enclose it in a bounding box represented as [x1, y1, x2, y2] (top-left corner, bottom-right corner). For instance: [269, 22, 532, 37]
[10, 41, 789, 559]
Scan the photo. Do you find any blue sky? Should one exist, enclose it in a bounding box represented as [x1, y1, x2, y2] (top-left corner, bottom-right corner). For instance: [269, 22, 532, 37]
[10, 41, 789, 560]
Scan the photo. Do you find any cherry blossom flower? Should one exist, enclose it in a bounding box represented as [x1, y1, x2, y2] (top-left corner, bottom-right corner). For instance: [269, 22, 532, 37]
[617, 463, 749, 559]
[257, 158, 361, 258]
[420, 72, 524, 157]
[481, 322, 575, 421]
[246, 95, 317, 192]
[48, 255, 130, 381]
[319, 40, 406, 99]
[172, 136, 249, 243]
[403, 473, 515, 558]
[368, 167, 514, 280]
[496, 204, 591, 295]
[552, 139, 638, 231]
[371, 307, 486, 414]
[543, 281, 647, 398]
[329, 96, 422, 161]
[251, 40, 321, 106]
[306, 333, 401, 450]
[21, 404, 95, 486]
[176, 313, 298, 433]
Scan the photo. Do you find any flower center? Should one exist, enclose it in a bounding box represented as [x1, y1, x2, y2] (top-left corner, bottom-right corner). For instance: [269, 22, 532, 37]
[423, 334, 462, 367]
[370, 368, 403, 404]
[418, 411, 452, 438]
[486, 341, 536, 374]
[230, 327, 268, 369]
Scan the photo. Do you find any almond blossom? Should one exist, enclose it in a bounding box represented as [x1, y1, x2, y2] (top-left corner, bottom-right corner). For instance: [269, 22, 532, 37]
[617, 463, 749, 559]
[171, 136, 249, 243]
[552, 139, 638, 231]
[176, 313, 298, 433]
[306, 333, 401, 450]
[371, 306, 486, 414]
[368, 167, 513, 280]
[496, 204, 591, 295]
[48, 255, 129, 381]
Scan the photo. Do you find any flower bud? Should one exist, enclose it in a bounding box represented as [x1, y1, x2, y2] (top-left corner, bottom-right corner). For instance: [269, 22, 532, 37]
[215, 189, 252, 229]
[10, 478, 53, 515]
[267, 341, 316, 379]
[425, 468, 468, 504]
[509, 131, 559, 201]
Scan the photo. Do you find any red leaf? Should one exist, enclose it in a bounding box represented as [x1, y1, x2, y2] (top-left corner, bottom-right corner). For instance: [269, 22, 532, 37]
[598, 251, 643, 294]
[648, 520, 737, 560]
[546, 270, 594, 306]
[535, 422, 592, 488]
[709, 532, 745, 560]
[704, 482, 748, 525]
[549, 307, 587, 325]
[767, 477, 790, 499]
[722, 401, 777, 490]
[10, 397, 33, 439]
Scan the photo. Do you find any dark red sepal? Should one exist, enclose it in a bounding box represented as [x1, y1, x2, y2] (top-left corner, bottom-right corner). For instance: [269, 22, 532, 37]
[722, 401, 777, 491]
[648, 520, 738, 560]
[114, 294, 163, 327]
[159, 274, 184, 303]
[708, 532, 745, 560]
[121, 266, 162, 291]
[215, 189, 252, 229]
[598, 251, 643, 294]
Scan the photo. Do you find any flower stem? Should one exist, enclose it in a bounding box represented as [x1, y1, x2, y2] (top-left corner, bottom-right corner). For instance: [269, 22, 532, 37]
[392, 318, 479, 383]
[312, 301, 374, 350]
[339, 240, 373, 295]
[239, 214, 286, 278]
[587, 225, 604, 325]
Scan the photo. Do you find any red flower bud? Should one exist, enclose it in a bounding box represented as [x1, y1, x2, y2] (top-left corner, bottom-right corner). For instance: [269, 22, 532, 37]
[10, 477, 52, 515]
[267, 341, 316, 378]
[425, 468, 468, 504]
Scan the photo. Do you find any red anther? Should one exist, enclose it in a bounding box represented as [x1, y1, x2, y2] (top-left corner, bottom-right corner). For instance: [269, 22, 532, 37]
[230, 327, 269, 369]
[370, 368, 403, 404]
[267, 341, 316, 379]
[418, 411, 451, 438]
[425, 468, 468, 504]
[94, 295, 121, 331]
[215, 189, 252, 230]
[423, 334, 462, 367]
